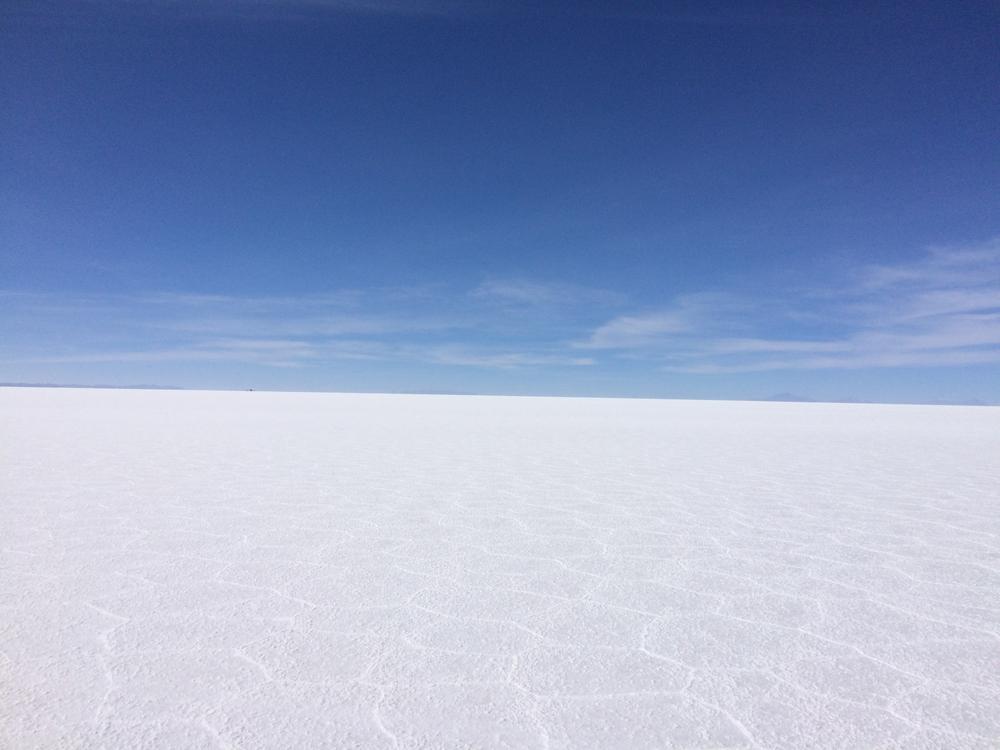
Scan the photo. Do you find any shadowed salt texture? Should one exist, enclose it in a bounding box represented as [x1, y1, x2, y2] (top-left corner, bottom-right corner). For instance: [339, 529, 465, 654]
[2, 387, 999, 749]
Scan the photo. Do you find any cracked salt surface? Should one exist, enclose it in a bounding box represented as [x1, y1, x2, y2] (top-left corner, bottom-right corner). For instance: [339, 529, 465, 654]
[2, 388, 999, 749]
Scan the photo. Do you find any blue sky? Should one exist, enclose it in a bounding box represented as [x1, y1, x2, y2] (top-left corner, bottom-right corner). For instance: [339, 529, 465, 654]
[2, 1, 998, 402]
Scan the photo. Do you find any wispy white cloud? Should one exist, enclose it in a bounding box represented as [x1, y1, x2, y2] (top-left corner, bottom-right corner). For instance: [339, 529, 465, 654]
[2, 282, 603, 371]
[4, 238, 999, 378]
[159, 314, 454, 338]
[668, 348, 1000, 375]
[704, 338, 851, 355]
[123, 289, 459, 338]
[472, 279, 621, 308]
[425, 347, 594, 368]
[137, 290, 363, 309]
[859, 238, 1000, 291]
[583, 311, 689, 349]
[578, 293, 741, 349]
[24, 340, 595, 371]
[636, 237, 1000, 373]
[32, 339, 322, 368]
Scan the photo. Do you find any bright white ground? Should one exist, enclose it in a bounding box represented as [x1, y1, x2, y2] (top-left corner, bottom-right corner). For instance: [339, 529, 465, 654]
[2, 388, 999, 749]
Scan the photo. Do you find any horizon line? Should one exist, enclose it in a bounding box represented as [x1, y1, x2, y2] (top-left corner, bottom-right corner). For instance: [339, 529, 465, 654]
[1, 382, 995, 408]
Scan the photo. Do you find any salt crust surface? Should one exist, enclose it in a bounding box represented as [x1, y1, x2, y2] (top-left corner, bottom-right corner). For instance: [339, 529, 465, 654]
[2, 387, 999, 749]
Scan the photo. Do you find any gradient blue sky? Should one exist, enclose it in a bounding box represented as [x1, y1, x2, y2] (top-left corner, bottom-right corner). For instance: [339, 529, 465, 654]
[2, 1, 999, 402]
